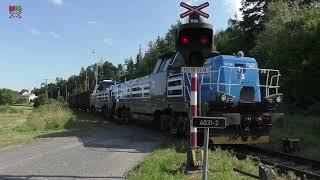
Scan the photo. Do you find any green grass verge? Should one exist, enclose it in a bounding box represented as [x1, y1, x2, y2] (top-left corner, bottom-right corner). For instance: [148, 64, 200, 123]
[271, 114, 320, 159]
[0, 104, 113, 149]
[126, 140, 259, 180]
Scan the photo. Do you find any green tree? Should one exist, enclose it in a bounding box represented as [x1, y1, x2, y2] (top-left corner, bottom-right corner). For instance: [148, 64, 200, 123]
[252, 1, 320, 107]
[33, 94, 48, 108]
[0, 88, 17, 105]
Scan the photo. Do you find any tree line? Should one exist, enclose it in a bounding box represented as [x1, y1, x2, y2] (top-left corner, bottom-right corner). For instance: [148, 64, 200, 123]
[31, 0, 319, 113]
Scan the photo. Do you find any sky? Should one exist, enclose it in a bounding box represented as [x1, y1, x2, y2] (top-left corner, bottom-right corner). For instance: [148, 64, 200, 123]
[0, 0, 241, 91]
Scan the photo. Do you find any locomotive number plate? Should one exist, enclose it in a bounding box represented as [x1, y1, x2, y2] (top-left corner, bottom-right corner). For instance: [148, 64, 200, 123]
[192, 116, 226, 129]
[181, 67, 210, 74]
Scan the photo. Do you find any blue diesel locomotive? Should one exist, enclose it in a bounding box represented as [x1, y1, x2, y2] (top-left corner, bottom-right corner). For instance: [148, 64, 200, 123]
[85, 51, 283, 144]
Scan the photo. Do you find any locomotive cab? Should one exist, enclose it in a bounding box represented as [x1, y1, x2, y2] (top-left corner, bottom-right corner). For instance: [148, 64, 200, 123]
[198, 55, 283, 144]
[201, 55, 262, 106]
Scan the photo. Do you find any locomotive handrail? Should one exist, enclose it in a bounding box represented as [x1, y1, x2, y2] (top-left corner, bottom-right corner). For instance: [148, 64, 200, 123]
[198, 66, 281, 98]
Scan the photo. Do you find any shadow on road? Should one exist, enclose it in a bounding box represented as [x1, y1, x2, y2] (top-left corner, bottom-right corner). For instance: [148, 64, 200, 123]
[0, 174, 124, 180]
[34, 110, 162, 154]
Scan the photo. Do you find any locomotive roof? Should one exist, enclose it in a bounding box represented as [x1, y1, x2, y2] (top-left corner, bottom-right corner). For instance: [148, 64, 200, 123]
[205, 55, 257, 64]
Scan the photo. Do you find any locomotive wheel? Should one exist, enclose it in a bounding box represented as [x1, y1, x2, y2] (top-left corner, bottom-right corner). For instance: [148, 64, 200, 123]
[152, 112, 161, 130]
[121, 110, 130, 124]
[160, 113, 169, 132]
[169, 113, 178, 135]
[102, 106, 108, 119]
[124, 110, 133, 124]
[177, 115, 187, 137]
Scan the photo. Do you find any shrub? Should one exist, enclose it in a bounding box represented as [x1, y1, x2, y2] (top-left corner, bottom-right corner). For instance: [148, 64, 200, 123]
[16, 98, 28, 104]
[0, 88, 17, 105]
[33, 94, 48, 108]
[26, 101, 75, 130]
[57, 96, 65, 103]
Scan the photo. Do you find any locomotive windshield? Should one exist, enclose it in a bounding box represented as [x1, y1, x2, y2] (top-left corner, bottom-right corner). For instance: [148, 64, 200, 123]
[97, 81, 114, 91]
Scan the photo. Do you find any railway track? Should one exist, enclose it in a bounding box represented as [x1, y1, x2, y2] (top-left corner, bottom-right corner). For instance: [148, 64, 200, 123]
[219, 144, 320, 179]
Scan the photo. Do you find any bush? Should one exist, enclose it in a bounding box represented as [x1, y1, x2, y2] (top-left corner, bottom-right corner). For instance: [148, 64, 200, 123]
[26, 101, 75, 130]
[57, 96, 65, 103]
[0, 88, 17, 105]
[33, 94, 48, 108]
[16, 98, 28, 104]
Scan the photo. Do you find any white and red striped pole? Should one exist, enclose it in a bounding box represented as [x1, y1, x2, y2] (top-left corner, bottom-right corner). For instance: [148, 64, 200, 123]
[190, 72, 198, 147]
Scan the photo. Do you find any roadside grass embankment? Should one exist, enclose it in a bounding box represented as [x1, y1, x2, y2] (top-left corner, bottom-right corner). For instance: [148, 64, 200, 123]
[0, 102, 112, 149]
[127, 139, 300, 180]
[127, 139, 260, 180]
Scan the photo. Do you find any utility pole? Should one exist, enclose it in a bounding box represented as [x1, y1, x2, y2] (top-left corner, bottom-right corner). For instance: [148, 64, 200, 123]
[75, 80, 78, 94]
[92, 49, 99, 86]
[85, 70, 89, 91]
[43, 79, 49, 98]
[65, 85, 68, 102]
[57, 87, 60, 98]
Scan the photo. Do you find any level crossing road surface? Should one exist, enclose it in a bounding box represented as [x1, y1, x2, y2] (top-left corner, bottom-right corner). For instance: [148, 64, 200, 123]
[0, 126, 161, 180]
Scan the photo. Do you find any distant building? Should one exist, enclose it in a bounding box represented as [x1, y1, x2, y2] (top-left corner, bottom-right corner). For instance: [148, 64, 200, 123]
[18, 89, 37, 102]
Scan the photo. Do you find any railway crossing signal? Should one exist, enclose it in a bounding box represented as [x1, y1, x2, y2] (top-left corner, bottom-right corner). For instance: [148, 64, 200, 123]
[176, 2, 213, 67]
[180, 2, 209, 19]
[176, 23, 213, 67]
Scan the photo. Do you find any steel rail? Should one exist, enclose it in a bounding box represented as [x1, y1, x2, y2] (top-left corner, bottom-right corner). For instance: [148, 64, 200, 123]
[220, 145, 320, 179]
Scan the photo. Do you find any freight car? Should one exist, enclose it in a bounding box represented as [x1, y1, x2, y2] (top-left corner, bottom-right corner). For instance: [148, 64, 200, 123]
[68, 80, 114, 112]
[69, 91, 91, 110]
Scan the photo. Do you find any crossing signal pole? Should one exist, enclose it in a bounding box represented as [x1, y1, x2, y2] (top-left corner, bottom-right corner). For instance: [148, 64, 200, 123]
[177, 2, 214, 172]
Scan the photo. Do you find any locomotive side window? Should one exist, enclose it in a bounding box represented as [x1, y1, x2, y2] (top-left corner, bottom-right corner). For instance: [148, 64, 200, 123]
[161, 57, 173, 72]
[152, 59, 163, 74]
[171, 52, 186, 73]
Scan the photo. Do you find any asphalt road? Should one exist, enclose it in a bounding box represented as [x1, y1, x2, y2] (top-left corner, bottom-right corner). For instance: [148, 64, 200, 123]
[0, 125, 161, 180]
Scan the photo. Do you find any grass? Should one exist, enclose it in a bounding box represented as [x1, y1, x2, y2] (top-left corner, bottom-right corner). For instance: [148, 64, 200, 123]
[270, 114, 320, 160]
[127, 139, 259, 180]
[0, 105, 25, 114]
[0, 103, 113, 149]
[127, 139, 300, 180]
[23, 102, 75, 131]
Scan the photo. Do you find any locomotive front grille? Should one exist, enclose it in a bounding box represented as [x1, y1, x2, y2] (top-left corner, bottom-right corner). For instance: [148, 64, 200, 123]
[240, 86, 254, 103]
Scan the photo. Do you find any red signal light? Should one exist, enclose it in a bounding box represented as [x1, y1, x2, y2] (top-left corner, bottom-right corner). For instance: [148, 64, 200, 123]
[180, 36, 190, 44]
[200, 35, 209, 45]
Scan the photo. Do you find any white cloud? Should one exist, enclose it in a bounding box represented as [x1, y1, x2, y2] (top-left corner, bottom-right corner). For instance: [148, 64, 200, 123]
[50, 0, 64, 5]
[103, 38, 113, 46]
[49, 31, 61, 39]
[87, 21, 97, 25]
[30, 28, 41, 36]
[185, 0, 199, 5]
[223, 0, 242, 19]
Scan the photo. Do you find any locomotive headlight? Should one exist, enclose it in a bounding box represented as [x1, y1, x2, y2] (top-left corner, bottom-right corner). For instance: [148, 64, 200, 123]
[221, 94, 227, 102]
[275, 96, 281, 103]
